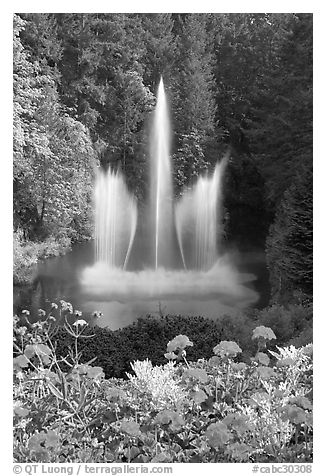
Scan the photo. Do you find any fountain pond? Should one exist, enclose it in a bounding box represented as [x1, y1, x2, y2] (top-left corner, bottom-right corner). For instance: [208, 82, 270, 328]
[14, 78, 268, 330]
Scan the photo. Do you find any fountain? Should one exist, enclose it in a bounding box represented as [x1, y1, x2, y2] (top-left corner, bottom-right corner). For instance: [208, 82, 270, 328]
[150, 78, 174, 269]
[175, 159, 226, 271]
[95, 168, 137, 269]
[81, 77, 258, 328]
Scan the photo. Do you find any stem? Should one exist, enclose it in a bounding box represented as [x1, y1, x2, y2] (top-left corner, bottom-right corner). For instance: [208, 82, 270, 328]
[225, 359, 230, 391]
[183, 355, 190, 369]
[75, 336, 78, 364]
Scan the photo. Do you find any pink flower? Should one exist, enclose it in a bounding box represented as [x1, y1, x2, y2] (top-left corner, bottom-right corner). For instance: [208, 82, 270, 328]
[213, 341, 242, 358]
[166, 335, 193, 353]
[205, 422, 230, 448]
[252, 326, 276, 341]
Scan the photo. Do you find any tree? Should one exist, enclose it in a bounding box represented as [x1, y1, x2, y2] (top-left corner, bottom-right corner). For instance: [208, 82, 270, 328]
[210, 13, 287, 155]
[172, 14, 220, 193]
[266, 163, 312, 304]
[13, 14, 52, 236]
[247, 14, 313, 208]
[138, 13, 177, 90]
[13, 14, 96, 240]
[55, 13, 154, 198]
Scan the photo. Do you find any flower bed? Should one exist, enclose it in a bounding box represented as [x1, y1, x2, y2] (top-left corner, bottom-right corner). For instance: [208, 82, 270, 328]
[13, 302, 313, 463]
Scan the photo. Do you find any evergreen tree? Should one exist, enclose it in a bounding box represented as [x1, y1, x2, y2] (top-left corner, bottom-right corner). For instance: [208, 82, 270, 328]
[248, 13, 313, 208]
[266, 163, 313, 304]
[55, 13, 154, 198]
[138, 13, 177, 90]
[172, 14, 220, 193]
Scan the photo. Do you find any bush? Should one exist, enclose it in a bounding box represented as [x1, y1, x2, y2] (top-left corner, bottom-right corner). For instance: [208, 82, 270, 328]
[13, 231, 71, 285]
[53, 314, 246, 379]
[253, 304, 312, 347]
[51, 304, 312, 379]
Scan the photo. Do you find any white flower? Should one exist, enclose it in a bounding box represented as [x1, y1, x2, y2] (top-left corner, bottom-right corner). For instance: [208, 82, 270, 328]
[73, 319, 87, 327]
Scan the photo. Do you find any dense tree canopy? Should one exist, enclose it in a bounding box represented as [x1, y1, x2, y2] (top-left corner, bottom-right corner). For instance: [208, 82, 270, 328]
[13, 13, 313, 304]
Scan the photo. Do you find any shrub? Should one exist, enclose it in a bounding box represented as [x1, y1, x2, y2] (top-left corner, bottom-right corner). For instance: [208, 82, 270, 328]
[254, 304, 312, 346]
[49, 303, 312, 380]
[13, 231, 71, 285]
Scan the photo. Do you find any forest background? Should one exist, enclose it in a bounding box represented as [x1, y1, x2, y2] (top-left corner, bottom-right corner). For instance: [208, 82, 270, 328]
[12, 12, 313, 306]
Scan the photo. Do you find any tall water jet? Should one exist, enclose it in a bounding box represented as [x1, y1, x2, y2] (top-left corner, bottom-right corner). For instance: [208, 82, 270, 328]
[150, 77, 174, 269]
[175, 159, 226, 271]
[80, 79, 259, 329]
[95, 168, 137, 269]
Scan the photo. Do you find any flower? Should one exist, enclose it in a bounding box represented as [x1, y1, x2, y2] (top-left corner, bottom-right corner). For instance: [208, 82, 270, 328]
[59, 300, 73, 313]
[164, 352, 178, 360]
[120, 420, 141, 437]
[205, 422, 230, 448]
[302, 343, 313, 356]
[21, 310, 30, 316]
[38, 309, 46, 317]
[252, 326, 276, 341]
[249, 391, 270, 407]
[92, 311, 103, 318]
[288, 396, 312, 410]
[279, 404, 310, 425]
[73, 364, 104, 380]
[276, 357, 295, 367]
[16, 326, 27, 336]
[72, 319, 87, 327]
[213, 341, 242, 358]
[13, 354, 29, 370]
[86, 366, 105, 380]
[223, 413, 252, 436]
[231, 362, 247, 372]
[182, 368, 208, 383]
[225, 442, 253, 462]
[32, 322, 43, 330]
[208, 356, 221, 367]
[166, 335, 193, 353]
[154, 410, 185, 431]
[14, 405, 29, 418]
[106, 386, 127, 401]
[255, 366, 276, 380]
[254, 352, 270, 366]
[51, 303, 58, 310]
[28, 430, 59, 452]
[15, 371, 24, 380]
[189, 388, 208, 404]
[74, 310, 82, 317]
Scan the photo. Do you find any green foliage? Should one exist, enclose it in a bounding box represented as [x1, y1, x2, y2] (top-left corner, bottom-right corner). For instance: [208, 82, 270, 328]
[13, 230, 71, 285]
[249, 14, 313, 208]
[52, 13, 155, 200]
[13, 305, 313, 463]
[48, 304, 312, 380]
[266, 164, 313, 304]
[13, 14, 97, 242]
[173, 14, 221, 192]
[223, 152, 268, 247]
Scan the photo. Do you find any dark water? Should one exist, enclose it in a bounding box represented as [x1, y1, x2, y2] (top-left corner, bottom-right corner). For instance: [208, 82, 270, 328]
[14, 241, 270, 330]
